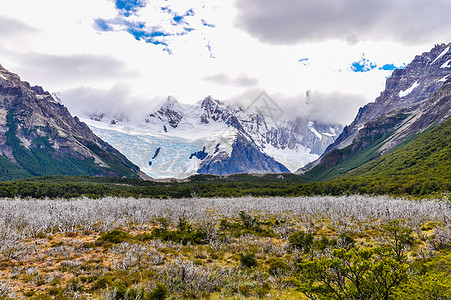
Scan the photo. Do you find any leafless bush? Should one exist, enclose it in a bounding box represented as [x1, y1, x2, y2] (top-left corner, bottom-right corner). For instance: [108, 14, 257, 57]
[160, 257, 228, 296]
[100, 286, 117, 300]
[274, 222, 294, 240]
[0, 281, 14, 299]
[112, 243, 149, 272]
[0, 195, 448, 245]
[430, 225, 451, 250]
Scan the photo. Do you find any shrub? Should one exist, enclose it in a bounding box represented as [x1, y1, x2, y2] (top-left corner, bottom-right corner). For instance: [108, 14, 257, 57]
[267, 258, 289, 276]
[98, 229, 132, 246]
[239, 211, 256, 229]
[240, 252, 258, 268]
[148, 283, 168, 300]
[289, 231, 314, 253]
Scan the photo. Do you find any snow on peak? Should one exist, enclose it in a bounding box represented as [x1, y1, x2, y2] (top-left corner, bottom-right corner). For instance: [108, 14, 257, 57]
[398, 81, 419, 98]
[431, 46, 449, 65]
[162, 96, 180, 108]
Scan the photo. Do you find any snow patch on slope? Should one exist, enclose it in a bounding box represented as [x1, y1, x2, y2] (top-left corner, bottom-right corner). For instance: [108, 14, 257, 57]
[441, 59, 451, 68]
[399, 81, 419, 98]
[0, 74, 7, 80]
[437, 75, 449, 83]
[431, 46, 449, 65]
[308, 121, 322, 140]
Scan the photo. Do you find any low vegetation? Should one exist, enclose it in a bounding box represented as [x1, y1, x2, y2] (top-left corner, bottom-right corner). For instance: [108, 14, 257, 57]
[0, 195, 449, 299]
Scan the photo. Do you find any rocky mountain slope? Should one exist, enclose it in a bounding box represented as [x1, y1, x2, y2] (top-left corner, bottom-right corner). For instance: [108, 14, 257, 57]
[298, 42, 451, 179]
[84, 96, 342, 178]
[0, 64, 146, 181]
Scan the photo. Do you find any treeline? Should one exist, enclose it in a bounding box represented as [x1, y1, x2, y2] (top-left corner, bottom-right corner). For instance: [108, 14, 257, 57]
[0, 173, 448, 199]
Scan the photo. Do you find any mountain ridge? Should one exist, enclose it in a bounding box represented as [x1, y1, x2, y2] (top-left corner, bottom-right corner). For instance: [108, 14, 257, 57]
[0, 64, 148, 181]
[297, 42, 451, 179]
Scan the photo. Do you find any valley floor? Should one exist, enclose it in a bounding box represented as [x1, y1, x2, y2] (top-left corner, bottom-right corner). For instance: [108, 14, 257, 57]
[0, 196, 450, 299]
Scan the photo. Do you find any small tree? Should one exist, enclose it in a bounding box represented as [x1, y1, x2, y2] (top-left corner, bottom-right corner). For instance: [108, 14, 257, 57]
[155, 217, 170, 231]
[381, 220, 414, 261]
[239, 211, 256, 229]
[290, 247, 409, 300]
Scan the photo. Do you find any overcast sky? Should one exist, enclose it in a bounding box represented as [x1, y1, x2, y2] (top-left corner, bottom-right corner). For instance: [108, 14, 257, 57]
[1, 0, 450, 124]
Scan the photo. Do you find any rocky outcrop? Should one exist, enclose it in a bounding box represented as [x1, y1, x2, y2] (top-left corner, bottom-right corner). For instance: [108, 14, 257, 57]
[198, 134, 290, 175]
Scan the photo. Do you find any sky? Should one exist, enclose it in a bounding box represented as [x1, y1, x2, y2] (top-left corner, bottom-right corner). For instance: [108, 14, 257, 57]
[1, 0, 450, 125]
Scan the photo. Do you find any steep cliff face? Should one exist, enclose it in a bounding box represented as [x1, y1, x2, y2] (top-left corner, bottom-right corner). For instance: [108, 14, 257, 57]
[297, 43, 451, 177]
[0, 64, 146, 180]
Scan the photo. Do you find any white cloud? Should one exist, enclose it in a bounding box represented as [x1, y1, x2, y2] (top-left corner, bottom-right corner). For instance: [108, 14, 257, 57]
[0, 15, 37, 36]
[59, 85, 163, 122]
[204, 73, 259, 87]
[0, 0, 447, 127]
[226, 89, 367, 125]
[234, 0, 451, 46]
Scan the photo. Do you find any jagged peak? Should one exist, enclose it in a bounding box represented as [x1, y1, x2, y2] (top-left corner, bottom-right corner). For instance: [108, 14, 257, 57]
[148, 96, 184, 116]
[198, 95, 224, 108]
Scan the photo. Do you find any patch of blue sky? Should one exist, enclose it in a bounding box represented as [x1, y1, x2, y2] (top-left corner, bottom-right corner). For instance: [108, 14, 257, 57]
[93, 3, 206, 53]
[350, 55, 377, 72]
[173, 15, 184, 23]
[379, 63, 407, 71]
[172, 9, 196, 24]
[115, 0, 146, 16]
[298, 58, 309, 66]
[379, 64, 397, 71]
[185, 9, 195, 16]
[126, 25, 169, 46]
[206, 43, 215, 59]
[201, 19, 215, 28]
[94, 18, 113, 31]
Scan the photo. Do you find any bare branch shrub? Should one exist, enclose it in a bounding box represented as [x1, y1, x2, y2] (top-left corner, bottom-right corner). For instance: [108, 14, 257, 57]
[160, 257, 228, 297]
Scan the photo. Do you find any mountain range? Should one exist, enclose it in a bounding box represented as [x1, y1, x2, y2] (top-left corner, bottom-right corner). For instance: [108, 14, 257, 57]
[83, 95, 342, 178]
[0, 42, 449, 183]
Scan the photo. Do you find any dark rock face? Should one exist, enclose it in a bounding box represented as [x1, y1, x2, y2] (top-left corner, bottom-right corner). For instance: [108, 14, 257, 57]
[198, 135, 290, 175]
[297, 42, 451, 174]
[0, 64, 146, 180]
[189, 147, 208, 160]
